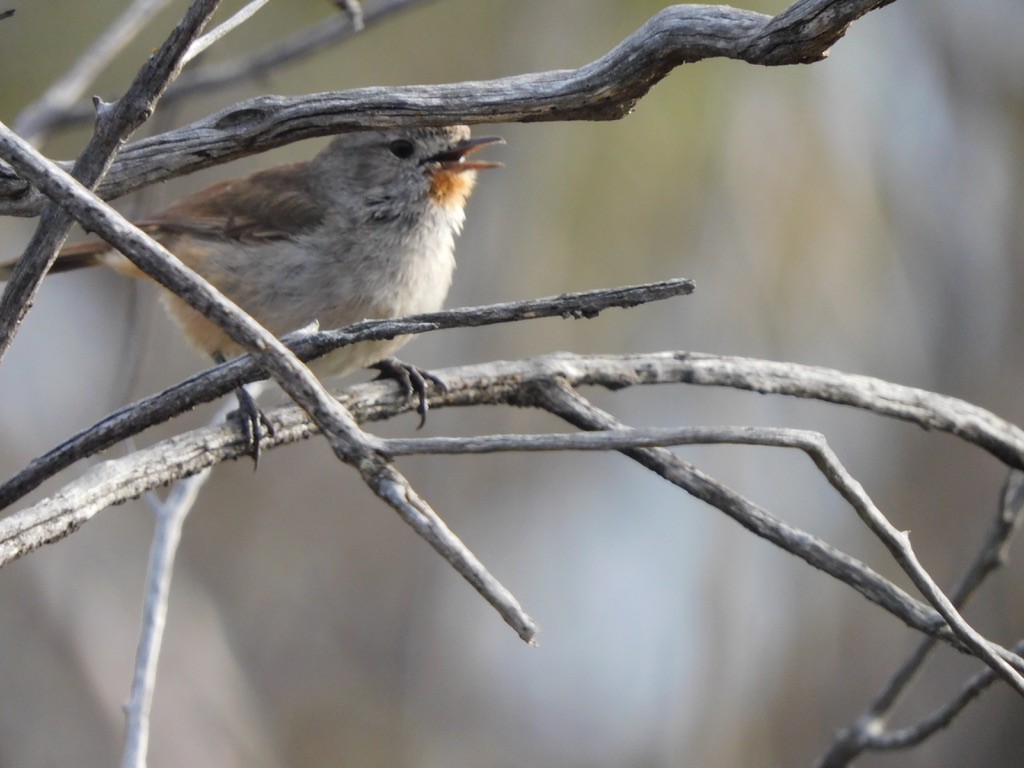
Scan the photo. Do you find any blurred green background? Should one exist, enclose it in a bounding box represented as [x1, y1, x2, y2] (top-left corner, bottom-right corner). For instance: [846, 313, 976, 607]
[1, 0, 1023, 766]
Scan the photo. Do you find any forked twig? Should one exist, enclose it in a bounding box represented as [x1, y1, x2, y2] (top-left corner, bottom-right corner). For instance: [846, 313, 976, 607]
[13, 0, 177, 144]
[523, 379, 1024, 675]
[816, 470, 1024, 767]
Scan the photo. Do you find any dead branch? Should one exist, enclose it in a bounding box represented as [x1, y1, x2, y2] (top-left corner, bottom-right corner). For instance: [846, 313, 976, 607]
[0, 0, 895, 217]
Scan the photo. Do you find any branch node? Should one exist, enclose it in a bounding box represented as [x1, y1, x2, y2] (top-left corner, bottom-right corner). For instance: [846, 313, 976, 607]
[335, 0, 364, 32]
[91, 95, 116, 119]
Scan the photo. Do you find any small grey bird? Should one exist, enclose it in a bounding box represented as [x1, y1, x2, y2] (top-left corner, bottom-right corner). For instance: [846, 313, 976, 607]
[1, 125, 503, 455]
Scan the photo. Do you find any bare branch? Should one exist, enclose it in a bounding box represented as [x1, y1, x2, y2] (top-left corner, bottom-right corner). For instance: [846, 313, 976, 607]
[0, 114, 536, 643]
[522, 379, 1024, 673]
[384, 430, 1024, 691]
[354, 351, 1024, 468]
[803, 443, 1024, 694]
[121, 389, 269, 767]
[871, 642, 1024, 750]
[6, 346, 1019, 533]
[30, 0, 435, 134]
[0, 280, 693, 510]
[0, 0, 896, 217]
[334, 0, 364, 31]
[2, 357, 1022, 674]
[369, 468, 537, 644]
[13, 0, 177, 144]
[182, 0, 274, 65]
[0, 0, 223, 367]
[120, 417, 223, 768]
[0, 404, 536, 642]
[816, 471, 1024, 767]
[379, 425, 830, 455]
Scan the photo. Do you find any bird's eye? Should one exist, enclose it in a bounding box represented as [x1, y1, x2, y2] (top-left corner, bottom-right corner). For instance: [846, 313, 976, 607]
[388, 139, 415, 159]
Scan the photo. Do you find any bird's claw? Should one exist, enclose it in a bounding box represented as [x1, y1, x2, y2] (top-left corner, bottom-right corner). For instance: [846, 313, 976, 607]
[228, 385, 275, 467]
[371, 357, 446, 428]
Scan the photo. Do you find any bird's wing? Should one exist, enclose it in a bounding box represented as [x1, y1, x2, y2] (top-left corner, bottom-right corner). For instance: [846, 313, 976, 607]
[140, 162, 327, 244]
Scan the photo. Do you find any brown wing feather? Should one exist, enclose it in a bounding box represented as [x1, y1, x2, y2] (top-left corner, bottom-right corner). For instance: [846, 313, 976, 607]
[0, 163, 326, 282]
[140, 162, 326, 244]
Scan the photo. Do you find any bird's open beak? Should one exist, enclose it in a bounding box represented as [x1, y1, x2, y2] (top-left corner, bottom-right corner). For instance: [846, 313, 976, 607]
[425, 136, 505, 172]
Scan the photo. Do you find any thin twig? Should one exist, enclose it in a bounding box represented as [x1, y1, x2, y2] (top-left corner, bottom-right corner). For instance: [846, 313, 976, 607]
[0, 0, 222, 368]
[0, 280, 693, 510]
[119, 396, 237, 768]
[804, 441, 1024, 694]
[816, 470, 1024, 767]
[182, 0, 274, 64]
[30, 0, 434, 133]
[522, 379, 1024, 673]
[334, 0, 364, 31]
[379, 426, 826, 455]
[871, 641, 1024, 750]
[13, 0, 177, 144]
[381, 422, 1024, 693]
[0, 0, 896, 217]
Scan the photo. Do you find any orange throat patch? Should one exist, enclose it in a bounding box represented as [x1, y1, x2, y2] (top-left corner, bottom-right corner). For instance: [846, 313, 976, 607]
[429, 168, 477, 208]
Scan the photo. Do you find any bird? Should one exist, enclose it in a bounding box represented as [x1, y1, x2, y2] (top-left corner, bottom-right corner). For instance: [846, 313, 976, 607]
[0, 125, 503, 459]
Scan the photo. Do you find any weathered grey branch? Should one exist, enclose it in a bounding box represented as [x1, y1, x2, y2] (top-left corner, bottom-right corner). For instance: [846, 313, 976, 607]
[384, 429, 1024, 692]
[13, 0, 177, 144]
[0, 0, 895, 217]
[120, 402, 226, 768]
[3, 355, 1023, 675]
[869, 640, 1024, 750]
[816, 470, 1024, 767]
[523, 380, 1024, 672]
[0, 109, 536, 644]
[0, 279, 693, 510]
[803, 441, 1024, 693]
[2, 344, 1020, 516]
[0, 0, 222, 366]
[27, 0, 436, 134]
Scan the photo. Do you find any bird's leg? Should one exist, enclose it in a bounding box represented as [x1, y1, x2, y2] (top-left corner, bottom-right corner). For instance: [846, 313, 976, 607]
[213, 352, 275, 466]
[370, 357, 447, 428]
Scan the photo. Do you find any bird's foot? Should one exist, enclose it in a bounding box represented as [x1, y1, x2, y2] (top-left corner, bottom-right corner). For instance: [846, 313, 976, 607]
[370, 357, 447, 428]
[228, 385, 276, 467]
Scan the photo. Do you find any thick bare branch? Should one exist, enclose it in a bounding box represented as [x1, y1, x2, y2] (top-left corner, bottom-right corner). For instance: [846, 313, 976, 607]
[0, 0, 895, 217]
[348, 352, 1024, 469]
[0, 280, 693, 510]
[3, 344, 1020, 516]
[3, 356, 1022, 675]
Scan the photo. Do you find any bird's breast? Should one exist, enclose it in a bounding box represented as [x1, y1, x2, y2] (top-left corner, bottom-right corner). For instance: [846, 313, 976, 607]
[374, 216, 458, 317]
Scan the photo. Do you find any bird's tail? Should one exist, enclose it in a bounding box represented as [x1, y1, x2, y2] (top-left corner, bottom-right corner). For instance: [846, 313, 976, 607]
[0, 240, 128, 281]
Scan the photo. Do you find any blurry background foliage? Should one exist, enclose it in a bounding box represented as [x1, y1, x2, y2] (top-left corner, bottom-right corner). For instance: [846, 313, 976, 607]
[1, 0, 1023, 766]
